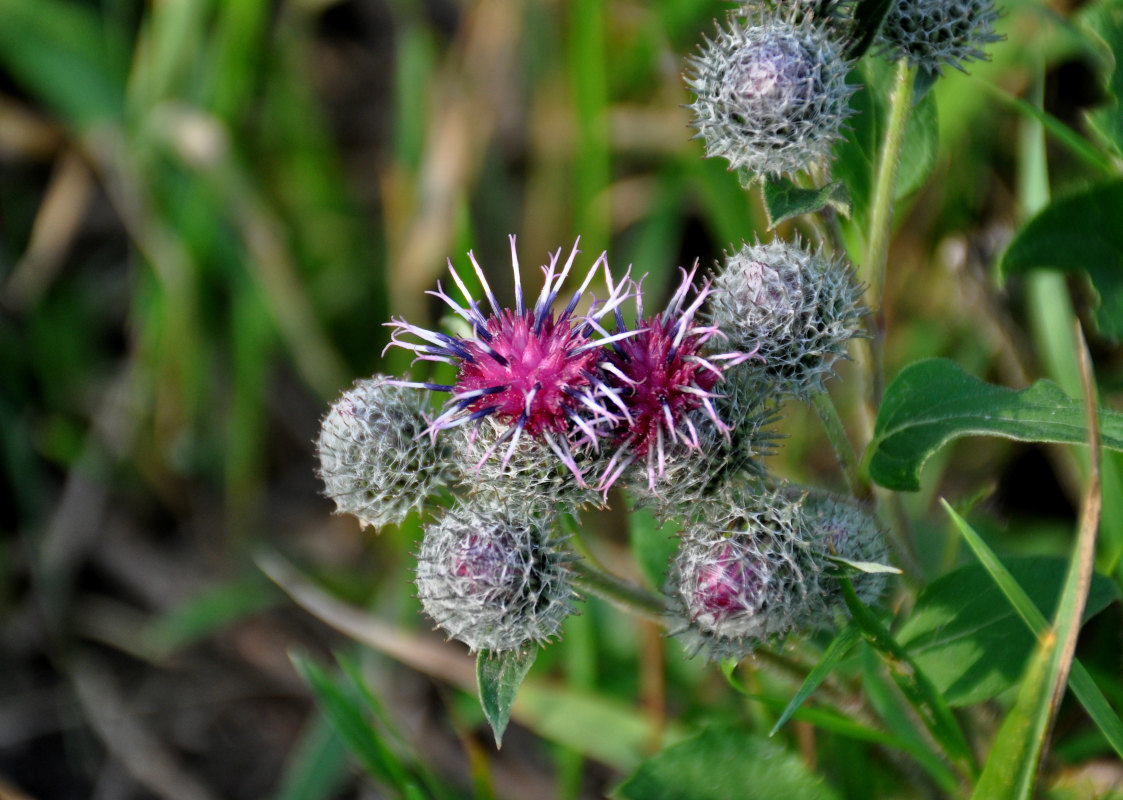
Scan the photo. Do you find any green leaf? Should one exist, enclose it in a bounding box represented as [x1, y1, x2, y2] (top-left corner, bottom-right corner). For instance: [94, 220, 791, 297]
[613, 726, 841, 800]
[1082, 0, 1123, 155]
[770, 624, 861, 736]
[846, 0, 894, 60]
[840, 579, 977, 775]
[0, 0, 126, 128]
[291, 654, 420, 795]
[271, 717, 349, 800]
[477, 648, 537, 748]
[762, 178, 851, 228]
[897, 556, 1119, 706]
[943, 503, 1123, 759]
[628, 506, 678, 590]
[866, 359, 1123, 491]
[1000, 180, 1123, 341]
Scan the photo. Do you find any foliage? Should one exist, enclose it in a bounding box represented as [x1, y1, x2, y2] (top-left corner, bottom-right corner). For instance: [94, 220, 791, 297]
[3, 0, 1123, 798]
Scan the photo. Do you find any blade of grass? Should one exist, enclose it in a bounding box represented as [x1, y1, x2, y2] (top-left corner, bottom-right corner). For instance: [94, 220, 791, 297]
[840, 578, 977, 779]
[271, 716, 349, 800]
[969, 324, 1104, 798]
[769, 623, 861, 737]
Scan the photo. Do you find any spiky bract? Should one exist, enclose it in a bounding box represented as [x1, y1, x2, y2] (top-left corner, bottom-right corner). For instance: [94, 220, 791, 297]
[316, 377, 449, 530]
[628, 375, 781, 522]
[798, 490, 890, 607]
[878, 0, 1002, 75]
[386, 237, 634, 481]
[668, 490, 823, 661]
[685, 11, 855, 180]
[416, 503, 576, 652]
[710, 238, 865, 399]
[451, 416, 607, 516]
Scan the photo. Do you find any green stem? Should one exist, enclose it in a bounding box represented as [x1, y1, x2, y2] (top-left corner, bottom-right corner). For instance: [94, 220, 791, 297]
[569, 558, 668, 623]
[864, 58, 916, 310]
[811, 391, 869, 502]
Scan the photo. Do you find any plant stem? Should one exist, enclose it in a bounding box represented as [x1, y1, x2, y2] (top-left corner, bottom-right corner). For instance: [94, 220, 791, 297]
[569, 558, 668, 623]
[811, 391, 870, 502]
[864, 58, 916, 313]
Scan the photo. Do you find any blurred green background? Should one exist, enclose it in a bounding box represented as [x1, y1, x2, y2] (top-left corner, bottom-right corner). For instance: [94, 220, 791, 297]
[1, 0, 1119, 797]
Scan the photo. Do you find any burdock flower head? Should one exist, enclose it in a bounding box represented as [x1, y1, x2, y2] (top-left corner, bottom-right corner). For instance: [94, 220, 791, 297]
[386, 237, 634, 481]
[685, 9, 855, 181]
[878, 0, 1003, 76]
[599, 265, 749, 493]
[668, 489, 822, 661]
[710, 236, 865, 399]
[415, 502, 577, 652]
[316, 377, 449, 529]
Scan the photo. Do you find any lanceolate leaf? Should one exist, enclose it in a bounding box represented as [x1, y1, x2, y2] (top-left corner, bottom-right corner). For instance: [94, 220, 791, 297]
[1000, 180, 1123, 341]
[866, 359, 1123, 491]
[846, 0, 895, 60]
[477, 648, 537, 748]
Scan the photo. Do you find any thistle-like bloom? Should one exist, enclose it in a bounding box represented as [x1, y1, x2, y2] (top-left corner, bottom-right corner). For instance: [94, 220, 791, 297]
[598, 266, 749, 493]
[386, 237, 634, 481]
[878, 0, 1002, 75]
[710, 237, 865, 399]
[415, 503, 577, 652]
[316, 377, 449, 529]
[685, 11, 855, 180]
[668, 490, 821, 661]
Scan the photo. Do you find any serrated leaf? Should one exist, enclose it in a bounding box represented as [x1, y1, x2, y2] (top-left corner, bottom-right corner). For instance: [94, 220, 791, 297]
[866, 359, 1123, 491]
[762, 178, 851, 228]
[1000, 180, 1123, 341]
[897, 556, 1118, 706]
[613, 726, 841, 800]
[477, 648, 537, 748]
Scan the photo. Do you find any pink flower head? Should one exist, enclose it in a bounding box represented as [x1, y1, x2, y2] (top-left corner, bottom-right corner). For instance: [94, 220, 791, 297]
[693, 542, 764, 620]
[599, 264, 749, 492]
[386, 237, 634, 481]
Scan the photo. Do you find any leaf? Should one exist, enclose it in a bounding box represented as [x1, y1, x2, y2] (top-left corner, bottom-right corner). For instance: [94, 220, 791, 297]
[0, 0, 126, 128]
[613, 726, 841, 800]
[762, 178, 851, 228]
[840, 579, 976, 774]
[845, 0, 895, 60]
[825, 556, 903, 575]
[477, 648, 537, 748]
[769, 624, 861, 736]
[1000, 180, 1123, 341]
[866, 359, 1123, 491]
[291, 654, 421, 795]
[897, 555, 1119, 706]
[628, 506, 678, 590]
[271, 717, 349, 800]
[1082, 0, 1123, 155]
[943, 503, 1123, 759]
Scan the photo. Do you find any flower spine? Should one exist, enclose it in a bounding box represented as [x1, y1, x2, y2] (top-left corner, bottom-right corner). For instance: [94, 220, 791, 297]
[878, 0, 1003, 75]
[710, 237, 866, 399]
[386, 237, 634, 483]
[685, 10, 855, 181]
[316, 377, 449, 529]
[415, 502, 576, 652]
